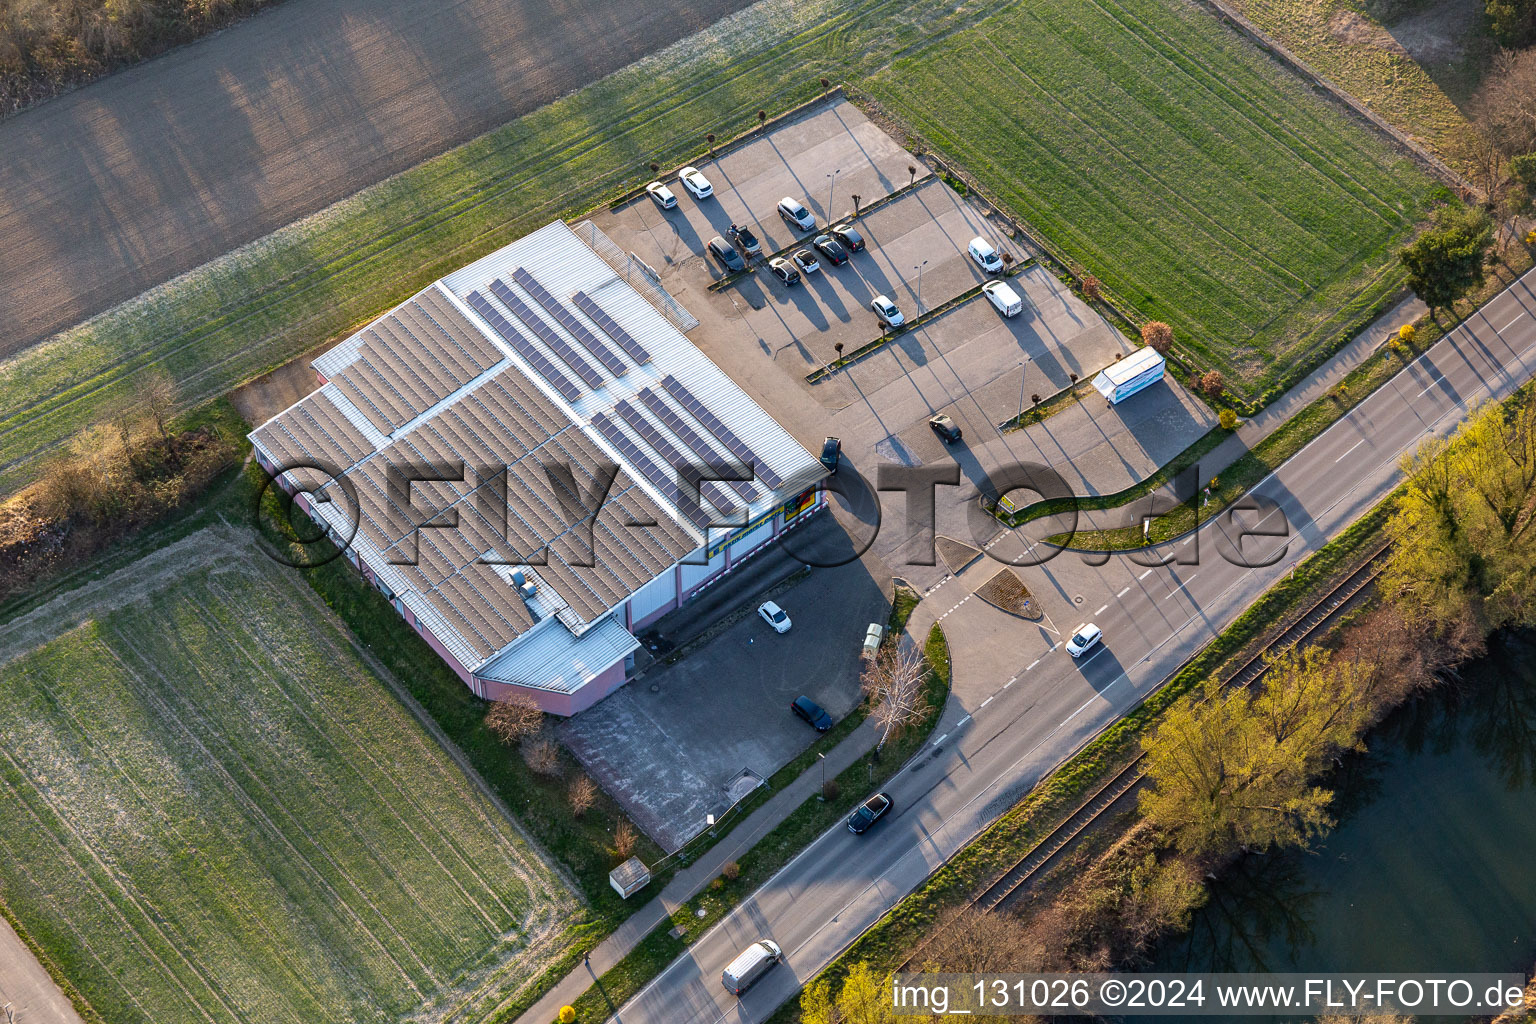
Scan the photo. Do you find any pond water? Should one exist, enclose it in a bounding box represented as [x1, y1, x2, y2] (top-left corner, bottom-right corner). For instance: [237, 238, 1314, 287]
[1154, 630, 1536, 978]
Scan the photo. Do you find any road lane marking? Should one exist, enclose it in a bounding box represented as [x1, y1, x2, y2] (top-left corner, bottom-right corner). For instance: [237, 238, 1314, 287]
[1003, 677, 1016, 688]
[1335, 438, 1366, 462]
[1173, 573, 1198, 591]
[956, 714, 971, 726]
[1025, 659, 1039, 671]
[979, 696, 993, 708]
[1117, 586, 1130, 598]
[1417, 374, 1445, 396]
[1139, 568, 1153, 580]
[1501, 315, 1522, 332]
[1095, 604, 1108, 615]
[932, 733, 948, 747]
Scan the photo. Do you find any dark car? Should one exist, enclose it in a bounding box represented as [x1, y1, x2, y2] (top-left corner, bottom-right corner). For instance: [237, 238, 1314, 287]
[708, 236, 745, 272]
[812, 234, 848, 266]
[791, 695, 832, 731]
[929, 413, 962, 444]
[768, 257, 801, 286]
[829, 223, 865, 252]
[728, 223, 762, 258]
[847, 793, 893, 834]
[820, 436, 841, 473]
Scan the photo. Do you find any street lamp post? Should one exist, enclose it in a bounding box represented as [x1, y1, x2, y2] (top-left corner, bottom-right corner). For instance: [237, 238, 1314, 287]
[818, 752, 827, 800]
[1017, 360, 1027, 420]
[915, 260, 929, 313]
[827, 168, 841, 222]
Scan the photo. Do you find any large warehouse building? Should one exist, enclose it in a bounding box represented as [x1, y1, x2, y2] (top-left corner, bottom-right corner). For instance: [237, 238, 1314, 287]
[251, 221, 825, 714]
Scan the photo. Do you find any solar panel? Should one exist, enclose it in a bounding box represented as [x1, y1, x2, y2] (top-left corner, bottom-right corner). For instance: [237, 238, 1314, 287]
[572, 291, 652, 365]
[464, 292, 583, 402]
[488, 279, 605, 389]
[613, 400, 738, 517]
[659, 375, 783, 489]
[591, 413, 710, 530]
[510, 269, 631, 377]
[636, 388, 759, 503]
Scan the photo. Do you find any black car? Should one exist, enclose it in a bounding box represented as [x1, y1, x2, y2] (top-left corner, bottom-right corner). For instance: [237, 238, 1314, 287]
[812, 234, 848, 266]
[820, 436, 841, 473]
[829, 223, 865, 252]
[847, 793, 893, 834]
[728, 223, 762, 258]
[708, 236, 745, 272]
[929, 413, 962, 444]
[791, 695, 832, 731]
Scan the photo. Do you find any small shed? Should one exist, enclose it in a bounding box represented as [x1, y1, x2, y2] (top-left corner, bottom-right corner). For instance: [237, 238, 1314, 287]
[609, 857, 652, 899]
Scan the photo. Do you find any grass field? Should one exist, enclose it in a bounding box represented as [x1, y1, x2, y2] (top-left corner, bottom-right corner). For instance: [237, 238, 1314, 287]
[0, 0, 1442, 491]
[865, 0, 1441, 392]
[0, 528, 578, 1024]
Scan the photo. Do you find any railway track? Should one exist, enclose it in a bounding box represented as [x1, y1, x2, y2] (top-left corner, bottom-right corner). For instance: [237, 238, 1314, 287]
[951, 541, 1394, 924]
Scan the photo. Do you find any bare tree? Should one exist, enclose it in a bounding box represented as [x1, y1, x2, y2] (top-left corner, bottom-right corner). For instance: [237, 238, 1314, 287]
[486, 693, 543, 744]
[861, 643, 929, 750]
[568, 774, 598, 817]
[613, 818, 638, 859]
[520, 730, 562, 777]
[1472, 47, 1536, 158]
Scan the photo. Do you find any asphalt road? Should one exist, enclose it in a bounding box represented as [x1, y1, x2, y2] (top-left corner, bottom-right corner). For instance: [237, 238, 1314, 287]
[0, 0, 756, 355]
[607, 268, 1536, 1024]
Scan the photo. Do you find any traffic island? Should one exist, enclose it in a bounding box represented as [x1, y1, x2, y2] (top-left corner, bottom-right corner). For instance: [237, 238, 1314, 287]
[974, 569, 1044, 621]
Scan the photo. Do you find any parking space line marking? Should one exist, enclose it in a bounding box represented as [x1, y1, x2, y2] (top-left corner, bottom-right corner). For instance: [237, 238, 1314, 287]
[979, 696, 993, 708]
[1025, 659, 1040, 671]
[1139, 569, 1153, 580]
[1117, 586, 1130, 598]
[1095, 604, 1108, 615]
[1335, 438, 1366, 462]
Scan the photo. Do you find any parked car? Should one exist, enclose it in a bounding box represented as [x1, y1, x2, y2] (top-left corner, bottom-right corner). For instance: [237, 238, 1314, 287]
[727, 223, 762, 257]
[847, 793, 893, 834]
[820, 436, 842, 472]
[967, 235, 1004, 273]
[791, 248, 820, 274]
[758, 600, 792, 633]
[778, 196, 817, 231]
[708, 236, 745, 272]
[829, 223, 865, 252]
[870, 294, 905, 328]
[768, 256, 801, 286]
[929, 413, 962, 444]
[812, 234, 848, 266]
[791, 695, 833, 731]
[679, 166, 713, 199]
[1066, 623, 1103, 658]
[983, 280, 1023, 317]
[645, 181, 677, 209]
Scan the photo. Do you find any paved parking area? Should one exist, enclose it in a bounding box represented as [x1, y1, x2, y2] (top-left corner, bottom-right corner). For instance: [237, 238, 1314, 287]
[559, 515, 889, 852]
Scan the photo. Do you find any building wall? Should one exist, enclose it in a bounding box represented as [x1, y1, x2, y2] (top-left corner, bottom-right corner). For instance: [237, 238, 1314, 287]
[476, 658, 627, 715]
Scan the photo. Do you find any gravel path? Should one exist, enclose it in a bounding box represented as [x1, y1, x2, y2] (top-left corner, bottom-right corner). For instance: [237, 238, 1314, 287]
[0, 0, 756, 356]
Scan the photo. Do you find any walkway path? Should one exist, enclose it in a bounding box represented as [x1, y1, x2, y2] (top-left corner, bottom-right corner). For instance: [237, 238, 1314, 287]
[0, 0, 756, 354]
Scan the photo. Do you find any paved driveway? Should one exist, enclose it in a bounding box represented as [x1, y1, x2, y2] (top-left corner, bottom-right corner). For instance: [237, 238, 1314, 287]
[0, 0, 758, 354]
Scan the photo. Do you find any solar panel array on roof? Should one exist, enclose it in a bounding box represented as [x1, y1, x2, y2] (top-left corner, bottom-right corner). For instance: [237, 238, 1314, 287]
[571, 291, 652, 365]
[659, 375, 783, 489]
[511, 269, 631, 378]
[591, 413, 710, 530]
[465, 291, 583, 402]
[636, 388, 759, 504]
[488, 279, 605, 390]
[614, 399, 738, 517]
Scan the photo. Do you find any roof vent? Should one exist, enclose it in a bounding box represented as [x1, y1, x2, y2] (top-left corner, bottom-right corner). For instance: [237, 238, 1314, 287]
[511, 570, 538, 602]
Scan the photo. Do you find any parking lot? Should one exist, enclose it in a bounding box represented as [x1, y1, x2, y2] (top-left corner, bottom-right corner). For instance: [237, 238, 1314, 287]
[562, 99, 1219, 836]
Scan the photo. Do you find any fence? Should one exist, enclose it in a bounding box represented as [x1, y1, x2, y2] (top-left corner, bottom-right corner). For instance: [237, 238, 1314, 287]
[572, 220, 700, 333]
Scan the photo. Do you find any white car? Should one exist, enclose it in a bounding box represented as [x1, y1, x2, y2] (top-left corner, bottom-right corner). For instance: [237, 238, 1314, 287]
[758, 601, 792, 633]
[870, 294, 905, 329]
[967, 236, 1004, 273]
[679, 166, 714, 199]
[1065, 623, 1103, 658]
[778, 197, 817, 231]
[645, 181, 677, 209]
[791, 248, 820, 274]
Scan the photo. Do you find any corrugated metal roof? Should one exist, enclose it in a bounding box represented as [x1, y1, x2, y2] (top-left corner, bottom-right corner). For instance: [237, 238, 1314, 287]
[476, 615, 639, 693]
[248, 220, 824, 687]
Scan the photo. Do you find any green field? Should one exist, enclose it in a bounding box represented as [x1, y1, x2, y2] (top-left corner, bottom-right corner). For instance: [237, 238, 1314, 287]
[0, 528, 578, 1024]
[866, 0, 1440, 391]
[0, 0, 1440, 491]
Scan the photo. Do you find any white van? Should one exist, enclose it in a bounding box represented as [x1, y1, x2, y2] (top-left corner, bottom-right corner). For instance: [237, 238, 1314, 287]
[983, 280, 1023, 317]
[722, 939, 782, 996]
[967, 236, 1004, 273]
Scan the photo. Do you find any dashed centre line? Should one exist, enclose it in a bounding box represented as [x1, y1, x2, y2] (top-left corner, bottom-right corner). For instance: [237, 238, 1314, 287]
[1025, 659, 1039, 671]
[1417, 374, 1445, 397]
[1094, 604, 1108, 615]
[1335, 438, 1366, 462]
[1117, 586, 1130, 598]
[1139, 568, 1153, 580]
